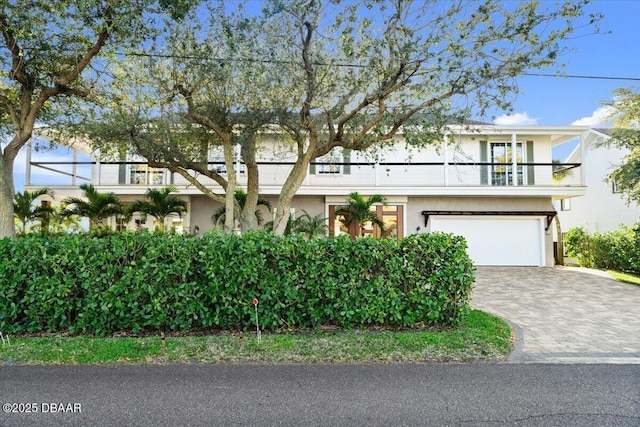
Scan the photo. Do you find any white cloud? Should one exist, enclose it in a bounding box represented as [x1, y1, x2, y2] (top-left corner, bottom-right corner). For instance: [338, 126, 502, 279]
[571, 106, 615, 127]
[493, 112, 539, 126]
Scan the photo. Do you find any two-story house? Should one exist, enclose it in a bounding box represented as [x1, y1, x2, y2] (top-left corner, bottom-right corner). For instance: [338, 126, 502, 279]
[26, 124, 595, 267]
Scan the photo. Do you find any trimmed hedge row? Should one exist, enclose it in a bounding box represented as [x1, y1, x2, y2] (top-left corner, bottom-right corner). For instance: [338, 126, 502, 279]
[0, 231, 475, 336]
[564, 224, 639, 273]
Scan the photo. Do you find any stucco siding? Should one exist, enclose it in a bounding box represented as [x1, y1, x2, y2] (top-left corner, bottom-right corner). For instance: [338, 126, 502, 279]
[559, 134, 640, 233]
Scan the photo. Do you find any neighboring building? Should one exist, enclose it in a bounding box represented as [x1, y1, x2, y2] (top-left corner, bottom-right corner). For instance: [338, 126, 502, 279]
[558, 129, 640, 233]
[26, 124, 595, 267]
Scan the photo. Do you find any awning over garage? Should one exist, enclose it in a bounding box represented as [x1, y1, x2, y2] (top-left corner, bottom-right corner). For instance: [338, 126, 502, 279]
[422, 211, 556, 267]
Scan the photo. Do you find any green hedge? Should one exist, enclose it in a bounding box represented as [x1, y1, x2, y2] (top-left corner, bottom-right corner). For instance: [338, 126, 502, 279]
[0, 231, 475, 336]
[565, 224, 640, 273]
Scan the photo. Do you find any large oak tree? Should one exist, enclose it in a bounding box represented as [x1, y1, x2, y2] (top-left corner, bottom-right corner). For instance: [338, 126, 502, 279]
[0, 0, 193, 238]
[84, 0, 600, 234]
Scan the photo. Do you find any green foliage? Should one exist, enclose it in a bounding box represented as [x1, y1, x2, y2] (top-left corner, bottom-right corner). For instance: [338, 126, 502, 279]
[601, 87, 640, 205]
[0, 231, 475, 336]
[291, 210, 328, 238]
[126, 185, 188, 232]
[565, 225, 640, 273]
[48, 203, 83, 234]
[63, 184, 122, 229]
[264, 210, 328, 238]
[13, 188, 55, 234]
[211, 188, 271, 228]
[334, 192, 387, 237]
[552, 159, 571, 182]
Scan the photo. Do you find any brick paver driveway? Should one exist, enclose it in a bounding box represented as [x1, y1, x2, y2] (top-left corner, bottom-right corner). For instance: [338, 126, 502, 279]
[472, 267, 640, 363]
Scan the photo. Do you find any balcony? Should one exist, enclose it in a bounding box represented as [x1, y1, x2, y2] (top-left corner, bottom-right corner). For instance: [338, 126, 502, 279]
[26, 156, 585, 201]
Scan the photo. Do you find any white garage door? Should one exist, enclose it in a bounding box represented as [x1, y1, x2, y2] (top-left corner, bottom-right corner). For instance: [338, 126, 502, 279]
[429, 216, 545, 266]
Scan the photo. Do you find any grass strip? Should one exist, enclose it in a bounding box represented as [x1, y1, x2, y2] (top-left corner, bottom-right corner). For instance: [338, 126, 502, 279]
[608, 270, 640, 286]
[0, 310, 510, 365]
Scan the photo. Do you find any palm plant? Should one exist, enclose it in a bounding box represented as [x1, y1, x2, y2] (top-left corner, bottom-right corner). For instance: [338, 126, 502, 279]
[334, 192, 386, 238]
[13, 188, 55, 234]
[293, 210, 328, 238]
[49, 203, 83, 233]
[552, 159, 571, 182]
[264, 213, 296, 235]
[126, 185, 188, 232]
[63, 183, 123, 229]
[211, 188, 272, 228]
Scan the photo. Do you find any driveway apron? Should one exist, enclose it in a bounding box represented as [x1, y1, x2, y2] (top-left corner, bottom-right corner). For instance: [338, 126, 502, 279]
[472, 267, 640, 364]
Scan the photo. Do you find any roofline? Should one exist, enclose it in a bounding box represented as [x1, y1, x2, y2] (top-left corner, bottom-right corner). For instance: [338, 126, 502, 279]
[32, 123, 596, 157]
[447, 124, 591, 134]
[564, 128, 611, 162]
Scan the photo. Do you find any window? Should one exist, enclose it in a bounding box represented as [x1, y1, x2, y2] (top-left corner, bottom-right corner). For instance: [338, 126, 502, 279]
[128, 157, 166, 185]
[612, 181, 621, 194]
[560, 199, 571, 211]
[490, 142, 523, 186]
[318, 149, 343, 174]
[208, 146, 246, 174]
[311, 148, 351, 175]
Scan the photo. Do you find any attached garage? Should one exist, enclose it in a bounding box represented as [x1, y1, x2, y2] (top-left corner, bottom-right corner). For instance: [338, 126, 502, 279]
[425, 212, 554, 267]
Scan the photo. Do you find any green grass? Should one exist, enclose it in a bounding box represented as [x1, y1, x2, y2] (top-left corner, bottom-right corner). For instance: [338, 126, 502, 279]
[0, 310, 511, 365]
[608, 270, 640, 286]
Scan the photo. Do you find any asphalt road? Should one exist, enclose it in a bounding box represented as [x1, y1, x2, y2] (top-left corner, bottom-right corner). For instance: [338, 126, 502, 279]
[1, 364, 638, 426]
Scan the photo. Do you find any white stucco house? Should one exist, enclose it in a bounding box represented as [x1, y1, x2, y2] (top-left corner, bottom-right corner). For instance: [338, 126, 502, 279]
[26, 124, 601, 267]
[557, 129, 640, 233]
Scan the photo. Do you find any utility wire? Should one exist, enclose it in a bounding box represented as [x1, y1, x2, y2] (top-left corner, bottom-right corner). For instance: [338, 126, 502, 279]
[523, 73, 640, 82]
[127, 51, 640, 82]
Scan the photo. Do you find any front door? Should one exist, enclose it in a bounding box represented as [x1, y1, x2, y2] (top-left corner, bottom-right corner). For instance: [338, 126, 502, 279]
[328, 204, 403, 240]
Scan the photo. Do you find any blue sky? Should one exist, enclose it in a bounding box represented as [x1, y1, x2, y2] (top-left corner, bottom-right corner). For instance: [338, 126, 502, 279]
[490, 0, 640, 159]
[493, 0, 640, 126]
[14, 0, 640, 192]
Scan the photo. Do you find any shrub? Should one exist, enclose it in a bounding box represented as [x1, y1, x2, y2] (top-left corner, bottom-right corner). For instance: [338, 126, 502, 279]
[564, 224, 639, 273]
[0, 231, 475, 336]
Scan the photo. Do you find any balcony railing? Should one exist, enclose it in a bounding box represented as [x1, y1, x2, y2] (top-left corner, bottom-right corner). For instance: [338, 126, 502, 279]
[26, 159, 584, 189]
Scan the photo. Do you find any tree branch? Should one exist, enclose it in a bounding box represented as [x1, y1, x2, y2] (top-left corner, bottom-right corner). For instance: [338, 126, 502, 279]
[53, 3, 113, 87]
[0, 13, 31, 86]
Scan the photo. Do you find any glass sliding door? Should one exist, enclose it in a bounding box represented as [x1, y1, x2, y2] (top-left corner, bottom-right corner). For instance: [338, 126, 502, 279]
[490, 142, 523, 186]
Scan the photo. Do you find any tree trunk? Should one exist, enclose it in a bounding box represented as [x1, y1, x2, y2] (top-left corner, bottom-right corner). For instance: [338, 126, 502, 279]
[239, 134, 260, 233]
[0, 149, 18, 239]
[41, 200, 51, 233]
[222, 136, 236, 234]
[273, 154, 314, 235]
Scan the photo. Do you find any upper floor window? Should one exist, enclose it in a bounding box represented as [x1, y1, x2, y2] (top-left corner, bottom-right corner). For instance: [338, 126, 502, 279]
[128, 156, 166, 185]
[490, 142, 524, 186]
[612, 181, 621, 194]
[318, 149, 342, 174]
[310, 148, 351, 175]
[209, 145, 246, 174]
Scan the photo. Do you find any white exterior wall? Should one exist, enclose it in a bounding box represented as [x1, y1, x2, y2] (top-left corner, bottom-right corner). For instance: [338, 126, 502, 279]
[559, 132, 640, 233]
[89, 130, 567, 192]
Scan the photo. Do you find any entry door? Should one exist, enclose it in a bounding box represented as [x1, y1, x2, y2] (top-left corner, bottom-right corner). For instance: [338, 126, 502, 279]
[328, 205, 404, 240]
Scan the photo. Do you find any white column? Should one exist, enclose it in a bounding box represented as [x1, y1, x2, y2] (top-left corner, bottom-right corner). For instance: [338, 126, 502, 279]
[72, 149, 77, 186]
[375, 161, 379, 186]
[511, 133, 518, 186]
[443, 134, 449, 186]
[580, 132, 586, 186]
[96, 156, 101, 186]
